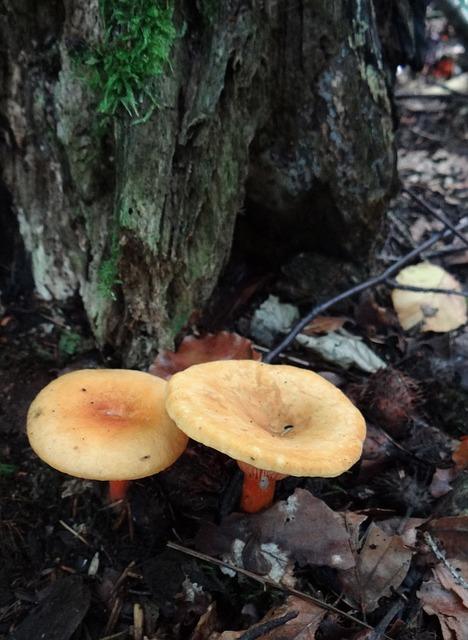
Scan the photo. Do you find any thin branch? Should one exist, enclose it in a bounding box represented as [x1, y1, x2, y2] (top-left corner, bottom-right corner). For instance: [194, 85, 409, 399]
[366, 599, 405, 640]
[386, 280, 468, 297]
[166, 541, 391, 639]
[238, 611, 298, 640]
[59, 519, 91, 547]
[402, 188, 468, 249]
[264, 220, 468, 364]
[423, 532, 468, 590]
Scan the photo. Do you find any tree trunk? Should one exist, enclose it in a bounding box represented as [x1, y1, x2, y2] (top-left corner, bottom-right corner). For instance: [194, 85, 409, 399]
[0, 1, 421, 365]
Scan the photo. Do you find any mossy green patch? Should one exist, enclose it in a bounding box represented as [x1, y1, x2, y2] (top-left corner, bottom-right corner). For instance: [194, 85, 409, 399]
[58, 330, 83, 357]
[83, 0, 176, 119]
[0, 462, 16, 477]
[98, 232, 122, 300]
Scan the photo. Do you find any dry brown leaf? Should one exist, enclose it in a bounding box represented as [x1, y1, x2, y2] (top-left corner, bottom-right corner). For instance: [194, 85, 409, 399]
[356, 424, 397, 483]
[410, 218, 444, 243]
[453, 437, 468, 471]
[428, 517, 468, 560]
[302, 316, 349, 335]
[338, 522, 414, 613]
[191, 602, 219, 640]
[149, 332, 261, 379]
[418, 572, 468, 640]
[215, 596, 326, 640]
[429, 467, 458, 498]
[391, 263, 467, 332]
[195, 489, 358, 586]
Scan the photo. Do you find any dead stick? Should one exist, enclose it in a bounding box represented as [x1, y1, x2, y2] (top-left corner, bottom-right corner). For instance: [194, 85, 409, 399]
[386, 280, 468, 296]
[264, 220, 468, 364]
[238, 611, 298, 640]
[403, 188, 468, 249]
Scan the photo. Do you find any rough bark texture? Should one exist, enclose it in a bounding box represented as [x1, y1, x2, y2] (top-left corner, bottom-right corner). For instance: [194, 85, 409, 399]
[0, 1, 417, 365]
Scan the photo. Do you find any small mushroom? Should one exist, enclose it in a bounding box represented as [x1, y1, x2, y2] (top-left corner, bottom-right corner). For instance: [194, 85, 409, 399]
[27, 369, 188, 502]
[165, 360, 366, 512]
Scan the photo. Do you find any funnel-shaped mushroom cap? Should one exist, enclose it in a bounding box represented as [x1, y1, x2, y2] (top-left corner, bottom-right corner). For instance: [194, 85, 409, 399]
[165, 361, 366, 477]
[27, 369, 188, 481]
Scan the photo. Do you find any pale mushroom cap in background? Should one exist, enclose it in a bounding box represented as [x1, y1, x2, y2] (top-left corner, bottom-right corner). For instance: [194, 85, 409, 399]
[27, 369, 188, 480]
[165, 360, 366, 477]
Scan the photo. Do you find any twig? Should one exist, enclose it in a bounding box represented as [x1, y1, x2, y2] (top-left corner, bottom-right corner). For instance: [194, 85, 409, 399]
[386, 280, 468, 297]
[253, 344, 312, 367]
[166, 541, 391, 639]
[58, 519, 91, 547]
[99, 632, 128, 640]
[264, 220, 468, 364]
[424, 245, 468, 259]
[366, 599, 405, 640]
[423, 532, 468, 590]
[403, 188, 468, 249]
[238, 611, 298, 640]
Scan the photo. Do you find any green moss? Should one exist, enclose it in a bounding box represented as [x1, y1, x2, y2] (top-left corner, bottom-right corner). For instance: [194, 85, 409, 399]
[58, 330, 83, 357]
[0, 462, 16, 477]
[83, 0, 176, 119]
[98, 232, 122, 300]
[170, 311, 191, 337]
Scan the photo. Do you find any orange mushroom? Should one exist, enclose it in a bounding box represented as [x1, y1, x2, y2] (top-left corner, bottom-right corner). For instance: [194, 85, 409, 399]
[27, 369, 188, 502]
[165, 360, 366, 512]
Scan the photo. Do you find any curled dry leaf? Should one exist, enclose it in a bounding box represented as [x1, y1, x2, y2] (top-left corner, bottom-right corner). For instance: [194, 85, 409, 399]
[302, 315, 349, 335]
[418, 571, 468, 640]
[149, 332, 261, 379]
[214, 596, 326, 640]
[453, 436, 468, 471]
[429, 467, 458, 498]
[391, 262, 467, 332]
[337, 522, 415, 613]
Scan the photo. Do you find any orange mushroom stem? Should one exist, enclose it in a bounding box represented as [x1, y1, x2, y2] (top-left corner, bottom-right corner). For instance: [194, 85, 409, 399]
[108, 480, 131, 503]
[237, 461, 286, 513]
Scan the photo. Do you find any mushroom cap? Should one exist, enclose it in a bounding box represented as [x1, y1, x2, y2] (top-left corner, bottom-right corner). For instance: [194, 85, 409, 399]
[165, 360, 366, 477]
[27, 369, 188, 481]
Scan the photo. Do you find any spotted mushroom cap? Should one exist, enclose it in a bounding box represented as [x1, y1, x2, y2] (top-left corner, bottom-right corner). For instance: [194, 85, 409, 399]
[27, 369, 188, 481]
[165, 360, 366, 477]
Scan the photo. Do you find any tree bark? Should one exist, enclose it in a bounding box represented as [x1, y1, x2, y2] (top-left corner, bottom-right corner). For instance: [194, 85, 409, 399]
[1, 1, 417, 365]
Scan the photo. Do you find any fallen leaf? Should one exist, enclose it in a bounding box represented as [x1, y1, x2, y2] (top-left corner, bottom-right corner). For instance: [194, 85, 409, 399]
[410, 217, 444, 243]
[215, 596, 326, 640]
[429, 467, 458, 498]
[355, 291, 397, 335]
[296, 330, 387, 373]
[428, 517, 468, 560]
[453, 437, 468, 470]
[191, 602, 218, 640]
[357, 424, 397, 483]
[250, 295, 299, 346]
[302, 316, 349, 335]
[338, 522, 415, 613]
[391, 263, 467, 332]
[149, 332, 261, 379]
[418, 572, 468, 640]
[195, 490, 359, 587]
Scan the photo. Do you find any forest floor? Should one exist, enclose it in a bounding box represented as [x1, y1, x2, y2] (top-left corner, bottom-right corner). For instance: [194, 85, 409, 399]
[1, 19, 468, 640]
